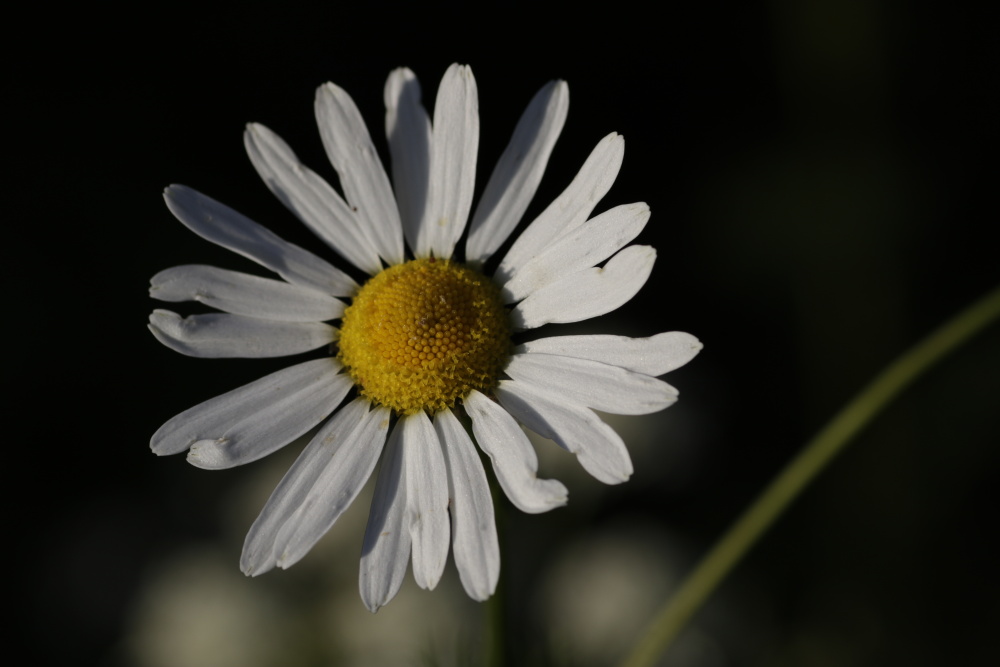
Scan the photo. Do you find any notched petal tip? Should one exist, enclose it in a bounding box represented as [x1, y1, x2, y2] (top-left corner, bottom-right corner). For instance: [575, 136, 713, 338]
[658, 331, 705, 374]
[605, 469, 632, 485]
[440, 63, 477, 91]
[545, 484, 570, 509]
[185, 439, 230, 469]
[146, 320, 184, 354]
[517, 478, 569, 514]
[149, 438, 175, 457]
[240, 557, 269, 578]
[275, 551, 294, 570]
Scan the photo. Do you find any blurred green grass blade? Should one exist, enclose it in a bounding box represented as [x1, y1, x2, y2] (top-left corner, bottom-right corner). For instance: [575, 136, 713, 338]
[620, 283, 1000, 667]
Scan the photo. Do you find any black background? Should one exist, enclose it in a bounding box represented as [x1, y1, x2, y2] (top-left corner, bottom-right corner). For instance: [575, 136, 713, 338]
[10, 2, 998, 665]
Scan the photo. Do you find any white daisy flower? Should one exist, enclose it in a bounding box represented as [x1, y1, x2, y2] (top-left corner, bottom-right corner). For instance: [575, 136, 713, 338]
[149, 63, 702, 612]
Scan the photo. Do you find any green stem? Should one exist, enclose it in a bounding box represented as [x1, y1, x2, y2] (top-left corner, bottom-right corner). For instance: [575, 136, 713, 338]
[485, 475, 506, 667]
[619, 284, 1000, 667]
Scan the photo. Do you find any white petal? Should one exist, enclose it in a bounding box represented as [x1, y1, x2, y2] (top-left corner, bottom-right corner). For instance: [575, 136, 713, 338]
[315, 82, 405, 266]
[417, 63, 478, 259]
[150, 264, 344, 322]
[463, 390, 567, 514]
[465, 80, 569, 264]
[150, 358, 350, 468]
[515, 332, 704, 377]
[244, 123, 384, 275]
[360, 421, 411, 613]
[148, 310, 335, 358]
[496, 381, 633, 485]
[511, 245, 656, 330]
[502, 203, 650, 302]
[163, 185, 358, 296]
[434, 409, 499, 601]
[385, 67, 432, 254]
[498, 133, 624, 282]
[401, 412, 450, 590]
[504, 352, 677, 415]
[241, 399, 388, 575]
[272, 402, 391, 570]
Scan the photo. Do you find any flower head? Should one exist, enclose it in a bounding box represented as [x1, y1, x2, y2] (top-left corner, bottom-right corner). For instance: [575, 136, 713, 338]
[149, 64, 702, 611]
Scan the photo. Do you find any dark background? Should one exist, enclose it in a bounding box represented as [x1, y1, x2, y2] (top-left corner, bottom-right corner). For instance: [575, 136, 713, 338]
[11, 1, 998, 665]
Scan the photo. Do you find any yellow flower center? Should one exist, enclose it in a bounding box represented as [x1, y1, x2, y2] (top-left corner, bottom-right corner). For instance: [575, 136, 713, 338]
[337, 258, 511, 415]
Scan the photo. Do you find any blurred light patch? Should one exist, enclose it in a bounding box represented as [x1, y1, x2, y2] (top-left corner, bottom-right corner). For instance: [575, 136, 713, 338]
[125, 547, 294, 667]
[539, 523, 732, 666]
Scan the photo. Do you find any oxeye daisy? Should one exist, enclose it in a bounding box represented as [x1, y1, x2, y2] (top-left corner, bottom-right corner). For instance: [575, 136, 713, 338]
[149, 63, 702, 612]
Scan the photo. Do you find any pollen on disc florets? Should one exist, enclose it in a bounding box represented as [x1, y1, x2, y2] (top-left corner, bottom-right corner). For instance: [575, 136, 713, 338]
[337, 258, 511, 415]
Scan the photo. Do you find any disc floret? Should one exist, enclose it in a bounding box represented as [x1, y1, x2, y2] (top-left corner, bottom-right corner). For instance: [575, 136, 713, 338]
[338, 258, 511, 415]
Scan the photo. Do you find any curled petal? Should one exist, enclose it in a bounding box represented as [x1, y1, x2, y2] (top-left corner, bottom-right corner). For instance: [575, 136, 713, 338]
[498, 132, 624, 281]
[497, 380, 633, 485]
[150, 264, 344, 322]
[511, 245, 656, 330]
[151, 358, 351, 469]
[148, 310, 335, 358]
[504, 352, 677, 415]
[515, 332, 704, 377]
[502, 202, 649, 302]
[464, 390, 567, 514]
